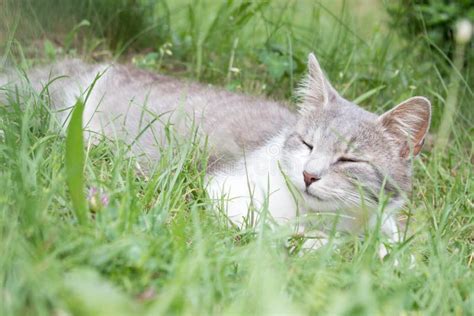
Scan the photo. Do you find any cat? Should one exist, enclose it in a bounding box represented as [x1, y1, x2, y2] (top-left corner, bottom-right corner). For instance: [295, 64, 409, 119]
[0, 53, 431, 257]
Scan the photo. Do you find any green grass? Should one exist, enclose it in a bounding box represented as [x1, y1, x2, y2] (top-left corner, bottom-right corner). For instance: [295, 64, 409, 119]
[0, 0, 473, 315]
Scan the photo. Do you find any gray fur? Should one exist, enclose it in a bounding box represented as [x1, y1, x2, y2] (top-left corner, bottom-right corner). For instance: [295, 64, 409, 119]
[279, 54, 430, 218]
[1, 59, 295, 165]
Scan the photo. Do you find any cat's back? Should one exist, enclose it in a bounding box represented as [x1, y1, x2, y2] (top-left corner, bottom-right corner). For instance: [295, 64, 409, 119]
[99, 61, 296, 155]
[6, 59, 297, 160]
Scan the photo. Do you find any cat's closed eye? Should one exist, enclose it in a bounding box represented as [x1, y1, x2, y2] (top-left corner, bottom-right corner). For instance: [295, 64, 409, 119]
[337, 156, 360, 163]
[301, 139, 313, 151]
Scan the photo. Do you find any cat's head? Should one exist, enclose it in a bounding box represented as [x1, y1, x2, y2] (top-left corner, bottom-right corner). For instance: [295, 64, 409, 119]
[280, 53, 431, 214]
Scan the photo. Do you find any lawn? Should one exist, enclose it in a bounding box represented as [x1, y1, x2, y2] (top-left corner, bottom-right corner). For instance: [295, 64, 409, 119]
[0, 0, 472, 315]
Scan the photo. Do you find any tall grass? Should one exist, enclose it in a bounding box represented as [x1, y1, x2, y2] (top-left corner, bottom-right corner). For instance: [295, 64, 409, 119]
[0, 0, 472, 315]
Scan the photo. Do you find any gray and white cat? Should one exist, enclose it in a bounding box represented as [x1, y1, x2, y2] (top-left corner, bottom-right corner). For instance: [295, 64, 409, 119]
[0, 53, 431, 256]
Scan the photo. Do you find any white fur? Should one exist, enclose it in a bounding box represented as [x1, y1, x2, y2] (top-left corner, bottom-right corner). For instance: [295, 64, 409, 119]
[206, 132, 303, 227]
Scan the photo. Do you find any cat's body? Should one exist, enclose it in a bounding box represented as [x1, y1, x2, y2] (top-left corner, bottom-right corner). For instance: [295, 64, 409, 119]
[15, 59, 295, 163]
[0, 54, 431, 254]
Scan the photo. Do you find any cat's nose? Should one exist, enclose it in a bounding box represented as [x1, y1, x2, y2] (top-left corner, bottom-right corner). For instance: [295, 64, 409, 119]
[303, 171, 320, 187]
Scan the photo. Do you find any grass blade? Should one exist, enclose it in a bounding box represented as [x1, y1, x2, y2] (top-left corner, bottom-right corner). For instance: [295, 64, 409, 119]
[353, 85, 386, 104]
[65, 99, 87, 225]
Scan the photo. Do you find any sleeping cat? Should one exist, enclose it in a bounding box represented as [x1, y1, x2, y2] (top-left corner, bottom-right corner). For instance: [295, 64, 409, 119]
[0, 53, 431, 256]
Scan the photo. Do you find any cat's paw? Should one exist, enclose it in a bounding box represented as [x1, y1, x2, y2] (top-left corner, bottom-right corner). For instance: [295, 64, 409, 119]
[286, 230, 328, 256]
[300, 232, 328, 252]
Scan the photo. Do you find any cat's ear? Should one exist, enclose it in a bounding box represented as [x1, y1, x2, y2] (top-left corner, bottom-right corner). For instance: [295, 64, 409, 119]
[299, 53, 337, 108]
[378, 96, 431, 158]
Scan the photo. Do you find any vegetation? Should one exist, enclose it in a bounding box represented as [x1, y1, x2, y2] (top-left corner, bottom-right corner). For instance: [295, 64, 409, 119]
[387, 0, 474, 62]
[0, 0, 472, 315]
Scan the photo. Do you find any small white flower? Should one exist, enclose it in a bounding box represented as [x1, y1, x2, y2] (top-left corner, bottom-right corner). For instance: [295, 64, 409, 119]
[230, 67, 240, 74]
[455, 19, 473, 44]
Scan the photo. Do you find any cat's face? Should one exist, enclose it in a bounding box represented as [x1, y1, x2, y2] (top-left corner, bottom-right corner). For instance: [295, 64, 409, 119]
[280, 54, 431, 213]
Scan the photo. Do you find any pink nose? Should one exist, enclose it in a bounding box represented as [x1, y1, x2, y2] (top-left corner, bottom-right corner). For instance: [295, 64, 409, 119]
[303, 171, 320, 187]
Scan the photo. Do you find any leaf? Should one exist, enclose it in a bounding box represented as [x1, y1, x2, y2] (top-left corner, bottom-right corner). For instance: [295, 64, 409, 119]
[43, 40, 56, 61]
[353, 85, 386, 104]
[64, 19, 91, 52]
[258, 50, 291, 81]
[65, 99, 87, 224]
[63, 269, 141, 316]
